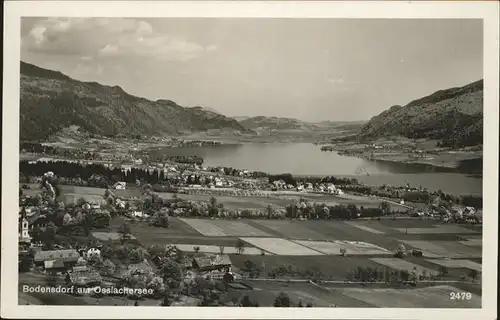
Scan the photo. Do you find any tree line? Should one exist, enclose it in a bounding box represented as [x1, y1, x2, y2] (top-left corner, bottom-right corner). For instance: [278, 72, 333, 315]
[268, 173, 358, 186]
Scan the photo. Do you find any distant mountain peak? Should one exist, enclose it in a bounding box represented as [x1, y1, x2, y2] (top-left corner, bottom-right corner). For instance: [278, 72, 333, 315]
[237, 116, 319, 131]
[359, 79, 483, 148]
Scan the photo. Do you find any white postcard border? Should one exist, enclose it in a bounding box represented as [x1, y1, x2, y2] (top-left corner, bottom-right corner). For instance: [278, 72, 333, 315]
[2, 1, 499, 319]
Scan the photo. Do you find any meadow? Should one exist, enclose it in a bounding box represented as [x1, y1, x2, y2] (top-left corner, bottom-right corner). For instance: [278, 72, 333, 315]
[336, 285, 481, 308]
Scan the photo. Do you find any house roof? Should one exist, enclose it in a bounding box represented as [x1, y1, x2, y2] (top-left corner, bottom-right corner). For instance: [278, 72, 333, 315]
[73, 265, 88, 272]
[44, 259, 65, 269]
[193, 254, 232, 270]
[123, 261, 153, 276]
[70, 270, 102, 285]
[34, 250, 80, 263]
[28, 213, 48, 226]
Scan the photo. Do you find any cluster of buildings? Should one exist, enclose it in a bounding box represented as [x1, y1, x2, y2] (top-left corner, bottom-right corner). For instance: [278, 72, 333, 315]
[271, 180, 344, 195]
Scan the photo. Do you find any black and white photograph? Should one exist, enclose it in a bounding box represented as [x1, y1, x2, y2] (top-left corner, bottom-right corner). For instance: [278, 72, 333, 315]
[2, 1, 499, 319]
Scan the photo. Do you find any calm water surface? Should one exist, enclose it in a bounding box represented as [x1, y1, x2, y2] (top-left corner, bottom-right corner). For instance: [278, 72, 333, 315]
[154, 143, 482, 195]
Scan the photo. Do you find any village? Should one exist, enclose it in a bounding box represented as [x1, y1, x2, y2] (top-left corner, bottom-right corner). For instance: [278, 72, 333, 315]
[18, 151, 483, 307]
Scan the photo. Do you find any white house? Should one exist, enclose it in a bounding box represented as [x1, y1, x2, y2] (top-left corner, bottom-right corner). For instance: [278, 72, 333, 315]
[44, 171, 55, 178]
[326, 184, 336, 193]
[132, 211, 145, 218]
[90, 203, 101, 209]
[113, 182, 126, 190]
[464, 206, 476, 216]
[87, 248, 101, 259]
[25, 206, 36, 216]
[121, 165, 132, 172]
[116, 199, 126, 209]
[214, 178, 223, 187]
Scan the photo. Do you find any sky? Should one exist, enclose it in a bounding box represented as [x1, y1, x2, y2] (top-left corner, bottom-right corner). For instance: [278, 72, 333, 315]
[21, 18, 483, 122]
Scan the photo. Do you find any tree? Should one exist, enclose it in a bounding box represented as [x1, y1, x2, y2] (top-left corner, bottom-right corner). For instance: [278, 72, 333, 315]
[193, 246, 200, 253]
[439, 266, 448, 278]
[384, 267, 391, 283]
[266, 205, 273, 218]
[19, 255, 32, 272]
[218, 245, 225, 254]
[235, 239, 245, 255]
[399, 269, 410, 282]
[223, 272, 234, 284]
[162, 260, 183, 289]
[76, 197, 87, 207]
[468, 269, 478, 280]
[119, 223, 131, 244]
[421, 269, 428, 280]
[241, 295, 254, 307]
[396, 244, 406, 257]
[41, 224, 57, 249]
[161, 294, 171, 306]
[208, 197, 219, 217]
[274, 292, 291, 307]
[379, 200, 391, 215]
[147, 276, 166, 297]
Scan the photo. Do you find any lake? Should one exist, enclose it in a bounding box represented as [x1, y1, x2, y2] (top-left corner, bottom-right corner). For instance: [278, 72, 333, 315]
[152, 143, 482, 195]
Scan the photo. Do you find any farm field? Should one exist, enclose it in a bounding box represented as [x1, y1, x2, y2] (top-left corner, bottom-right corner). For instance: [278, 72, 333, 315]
[92, 231, 136, 241]
[21, 188, 43, 197]
[298, 220, 404, 252]
[226, 281, 375, 307]
[336, 285, 481, 308]
[160, 193, 286, 210]
[63, 193, 106, 205]
[461, 225, 483, 232]
[296, 240, 391, 255]
[400, 240, 482, 259]
[251, 220, 329, 240]
[240, 238, 323, 256]
[60, 185, 106, 195]
[373, 219, 445, 228]
[179, 218, 272, 237]
[230, 255, 387, 281]
[177, 218, 227, 236]
[127, 220, 246, 247]
[427, 259, 482, 272]
[458, 239, 482, 246]
[394, 225, 478, 234]
[210, 220, 273, 237]
[369, 258, 439, 276]
[136, 234, 245, 247]
[344, 221, 386, 234]
[59, 185, 141, 198]
[173, 244, 265, 255]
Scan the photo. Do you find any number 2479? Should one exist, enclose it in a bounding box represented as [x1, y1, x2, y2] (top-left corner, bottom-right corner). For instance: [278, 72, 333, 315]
[450, 292, 472, 300]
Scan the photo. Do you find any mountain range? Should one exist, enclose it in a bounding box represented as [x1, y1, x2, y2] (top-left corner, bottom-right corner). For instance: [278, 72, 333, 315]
[19, 62, 483, 148]
[237, 116, 321, 131]
[20, 61, 248, 141]
[358, 79, 483, 148]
